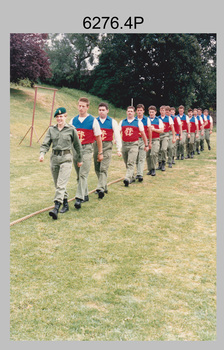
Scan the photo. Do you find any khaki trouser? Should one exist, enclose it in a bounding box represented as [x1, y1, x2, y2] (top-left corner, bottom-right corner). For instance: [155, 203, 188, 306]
[173, 140, 177, 158]
[167, 131, 175, 163]
[158, 132, 169, 162]
[186, 134, 190, 155]
[136, 138, 146, 176]
[146, 138, 160, 171]
[200, 127, 205, 149]
[177, 130, 187, 156]
[93, 140, 113, 192]
[72, 143, 93, 200]
[195, 130, 201, 151]
[122, 141, 139, 182]
[50, 152, 73, 203]
[204, 128, 211, 147]
[189, 132, 196, 153]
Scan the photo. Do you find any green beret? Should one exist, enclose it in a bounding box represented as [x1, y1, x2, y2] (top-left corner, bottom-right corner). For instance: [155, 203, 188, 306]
[54, 107, 67, 117]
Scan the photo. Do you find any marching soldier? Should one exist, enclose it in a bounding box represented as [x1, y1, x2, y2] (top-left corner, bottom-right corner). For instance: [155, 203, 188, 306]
[196, 108, 205, 154]
[203, 109, 213, 150]
[69, 97, 103, 209]
[157, 105, 175, 171]
[188, 108, 199, 158]
[119, 106, 149, 186]
[170, 107, 182, 165]
[176, 105, 190, 160]
[146, 105, 164, 176]
[39, 107, 83, 220]
[135, 104, 152, 182]
[197, 108, 208, 151]
[93, 102, 122, 199]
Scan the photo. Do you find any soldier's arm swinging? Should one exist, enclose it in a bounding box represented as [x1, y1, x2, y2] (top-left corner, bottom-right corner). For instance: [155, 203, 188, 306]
[96, 135, 103, 162]
[171, 124, 176, 143]
[148, 126, 152, 149]
[179, 123, 183, 140]
[196, 123, 199, 138]
[140, 130, 149, 151]
[39, 128, 52, 162]
[72, 128, 83, 167]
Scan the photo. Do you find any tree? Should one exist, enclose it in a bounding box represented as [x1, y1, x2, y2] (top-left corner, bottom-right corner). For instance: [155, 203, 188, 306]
[10, 33, 52, 84]
[45, 34, 100, 89]
[89, 34, 216, 111]
[194, 34, 216, 109]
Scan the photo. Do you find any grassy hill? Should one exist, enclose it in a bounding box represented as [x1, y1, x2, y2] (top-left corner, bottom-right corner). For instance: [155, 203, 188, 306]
[10, 84, 216, 341]
[10, 84, 125, 145]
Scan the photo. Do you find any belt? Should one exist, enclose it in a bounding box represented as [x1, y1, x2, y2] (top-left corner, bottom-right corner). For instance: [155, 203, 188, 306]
[53, 150, 71, 156]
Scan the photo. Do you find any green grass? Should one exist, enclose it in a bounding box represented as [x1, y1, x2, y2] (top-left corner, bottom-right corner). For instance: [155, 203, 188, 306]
[10, 84, 216, 341]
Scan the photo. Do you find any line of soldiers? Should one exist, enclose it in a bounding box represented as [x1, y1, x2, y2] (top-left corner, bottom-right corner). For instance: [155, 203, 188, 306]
[39, 98, 213, 220]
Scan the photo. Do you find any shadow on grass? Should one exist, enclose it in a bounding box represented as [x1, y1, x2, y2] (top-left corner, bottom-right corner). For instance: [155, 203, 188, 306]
[10, 88, 31, 98]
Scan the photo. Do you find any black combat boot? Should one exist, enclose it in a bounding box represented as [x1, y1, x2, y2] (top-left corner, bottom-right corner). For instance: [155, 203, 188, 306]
[98, 190, 104, 199]
[74, 198, 82, 209]
[200, 140, 203, 151]
[161, 160, 166, 171]
[49, 200, 61, 220]
[123, 179, 129, 187]
[156, 162, 162, 170]
[60, 198, 69, 213]
[82, 195, 89, 202]
[151, 169, 156, 176]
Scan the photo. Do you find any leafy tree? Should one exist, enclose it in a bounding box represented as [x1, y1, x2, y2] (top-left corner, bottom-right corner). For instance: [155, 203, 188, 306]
[89, 34, 216, 111]
[193, 34, 216, 109]
[45, 34, 100, 89]
[10, 33, 52, 84]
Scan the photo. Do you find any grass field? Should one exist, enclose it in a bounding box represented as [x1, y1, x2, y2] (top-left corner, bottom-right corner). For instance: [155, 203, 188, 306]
[10, 84, 216, 341]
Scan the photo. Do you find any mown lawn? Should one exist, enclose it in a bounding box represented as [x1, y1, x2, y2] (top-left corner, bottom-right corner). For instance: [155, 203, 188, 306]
[10, 85, 216, 341]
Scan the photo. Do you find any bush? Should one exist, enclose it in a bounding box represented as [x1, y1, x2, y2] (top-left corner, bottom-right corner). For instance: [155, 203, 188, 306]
[17, 78, 33, 88]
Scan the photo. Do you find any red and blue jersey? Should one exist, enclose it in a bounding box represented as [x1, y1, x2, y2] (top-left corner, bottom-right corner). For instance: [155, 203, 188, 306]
[96, 116, 113, 141]
[136, 115, 149, 138]
[150, 117, 160, 139]
[200, 114, 207, 126]
[189, 116, 197, 133]
[121, 118, 140, 142]
[204, 115, 211, 129]
[171, 115, 180, 135]
[178, 114, 188, 131]
[159, 115, 170, 133]
[71, 115, 95, 144]
[197, 115, 202, 129]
